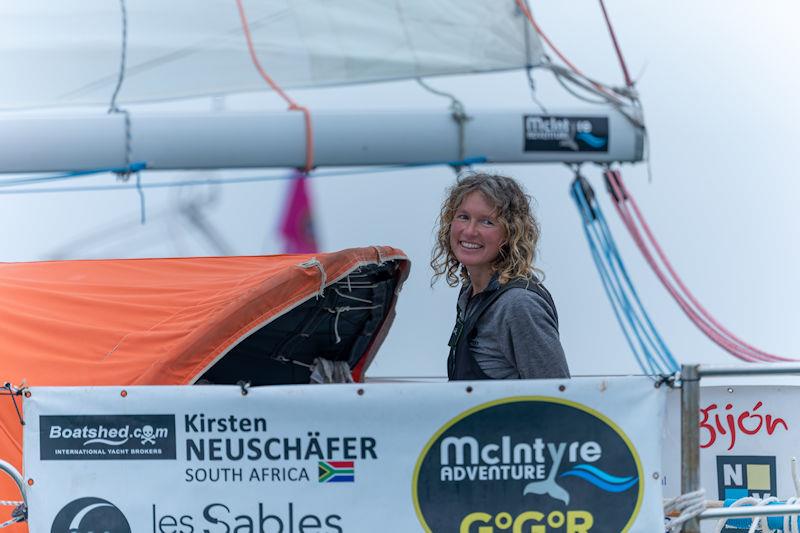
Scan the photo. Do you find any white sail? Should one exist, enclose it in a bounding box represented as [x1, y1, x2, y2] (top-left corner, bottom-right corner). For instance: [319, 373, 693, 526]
[0, 0, 543, 109]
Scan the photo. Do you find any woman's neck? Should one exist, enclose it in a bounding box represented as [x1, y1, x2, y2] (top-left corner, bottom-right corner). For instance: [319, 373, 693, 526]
[468, 268, 494, 295]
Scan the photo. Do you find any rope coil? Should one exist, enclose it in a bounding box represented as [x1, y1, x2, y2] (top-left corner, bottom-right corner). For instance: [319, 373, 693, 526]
[664, 489, 706, 532]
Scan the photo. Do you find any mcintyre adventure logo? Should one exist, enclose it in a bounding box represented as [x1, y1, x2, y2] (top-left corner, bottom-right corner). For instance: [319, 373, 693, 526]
[51, 497, 131, 533]
[523, 115, 609, 153]
[413, 397, 643, 532]
[40, 414, 176, 460]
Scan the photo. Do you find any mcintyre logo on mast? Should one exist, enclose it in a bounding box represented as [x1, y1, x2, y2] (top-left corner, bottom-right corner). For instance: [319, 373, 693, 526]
[523, 115, 609, 152]
[40, 414, 176, 460]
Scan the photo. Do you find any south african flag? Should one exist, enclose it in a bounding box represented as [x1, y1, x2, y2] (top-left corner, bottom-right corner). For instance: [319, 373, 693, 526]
[318, 460, 354, 483]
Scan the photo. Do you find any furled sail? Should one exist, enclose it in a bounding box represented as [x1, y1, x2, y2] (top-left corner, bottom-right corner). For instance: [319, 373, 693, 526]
[0, 0, 543, 109]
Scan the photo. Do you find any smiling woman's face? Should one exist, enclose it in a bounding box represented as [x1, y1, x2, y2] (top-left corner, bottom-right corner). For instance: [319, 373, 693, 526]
[449, 191, 505, 280]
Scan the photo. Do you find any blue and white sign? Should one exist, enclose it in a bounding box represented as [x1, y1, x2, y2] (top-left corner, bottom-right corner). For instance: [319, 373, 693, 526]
[24, 378, 665, 532]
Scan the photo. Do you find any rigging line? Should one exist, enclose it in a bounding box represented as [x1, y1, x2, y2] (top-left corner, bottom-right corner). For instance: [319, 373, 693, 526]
[416, 78, 471, 167]
[606, 190, 772, 363]
[1, 386, 23, 427]
[572, 184, 658, 376]
[545, 63, 644, 128]
[520, 1, 547, 113]
[605, 169, 792, 362]
[572, 175, 677, 373]
[107, 0, 128, 113]
[525, 66, 548, 114]
[234, 0, 314, 173]
[584, 219, 657, 377]
[597, 0, 634, 87]
[0, 156, 487, 195]
[573, 181, 669, 374]
[108, 0, 134, 181]
[0, 162, 147, 188]
[574, 171, 678, 370]
[543, 61, 644, 130]
[135, 169, 146, 224]
[513, 0, 618, 99]
[587, 182, 679, 371]
[550, 66, 610, 105]
[604, 171, 778, 363]
[592, 219, 678, 372]
[603, 168, 769, 362]
[571, 177, 663, 374]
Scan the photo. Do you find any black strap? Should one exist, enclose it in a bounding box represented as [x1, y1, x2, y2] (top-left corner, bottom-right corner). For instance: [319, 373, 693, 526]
[448, 277, 553, 380]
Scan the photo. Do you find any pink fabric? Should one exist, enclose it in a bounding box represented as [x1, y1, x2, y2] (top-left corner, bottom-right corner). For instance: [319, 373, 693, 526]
[280, 172, 318, 253]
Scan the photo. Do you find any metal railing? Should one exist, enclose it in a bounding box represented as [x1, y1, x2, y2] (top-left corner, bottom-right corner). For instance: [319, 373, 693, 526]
[680, 363, 800, 532]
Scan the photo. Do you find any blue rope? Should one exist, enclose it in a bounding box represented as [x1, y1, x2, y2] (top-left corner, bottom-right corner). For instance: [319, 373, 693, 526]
[576, 178, 678, 374]
[579, 189, 673, 373]
[592, 198, 679, 372]
[0, 162, 147, 188]
[579, 210, 655, 376]
[572, 182, 661, 376]
[571, 177, 678, 375]
[0, 157, 486, 195]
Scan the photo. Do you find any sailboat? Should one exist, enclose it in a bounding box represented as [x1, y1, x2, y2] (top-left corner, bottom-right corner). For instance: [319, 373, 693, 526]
[1, 1, 797, 531]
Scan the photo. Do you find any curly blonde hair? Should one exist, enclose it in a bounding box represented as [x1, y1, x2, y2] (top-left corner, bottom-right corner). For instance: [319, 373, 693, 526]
[431, 172, 541, 287]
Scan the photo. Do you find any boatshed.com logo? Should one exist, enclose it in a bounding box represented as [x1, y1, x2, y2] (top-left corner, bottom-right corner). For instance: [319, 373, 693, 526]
[51, 497, 131, 533]
[413, 397, 643, 532]
[40, 414, 176, 460]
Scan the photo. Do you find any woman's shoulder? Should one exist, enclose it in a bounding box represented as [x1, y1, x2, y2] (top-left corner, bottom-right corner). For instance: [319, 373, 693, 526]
[496, 279, 558, 322]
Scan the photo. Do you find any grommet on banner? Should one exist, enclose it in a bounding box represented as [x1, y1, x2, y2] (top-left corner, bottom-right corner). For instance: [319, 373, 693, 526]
[465, 386, 473, 394]
[238, 380, 251, 396]
[120, 389, 128, 397]
[558, 384, 566, 392]
[357, 388, 364, 396]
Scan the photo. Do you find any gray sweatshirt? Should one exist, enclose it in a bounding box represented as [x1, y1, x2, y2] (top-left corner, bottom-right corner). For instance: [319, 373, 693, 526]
[456, 277, 570, 379]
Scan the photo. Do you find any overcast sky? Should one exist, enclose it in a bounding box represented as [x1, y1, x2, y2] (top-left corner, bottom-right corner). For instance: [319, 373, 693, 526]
[2, 1, 798, 378]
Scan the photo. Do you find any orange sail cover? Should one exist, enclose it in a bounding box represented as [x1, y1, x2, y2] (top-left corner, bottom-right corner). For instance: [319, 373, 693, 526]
[0, 246, 409, 529]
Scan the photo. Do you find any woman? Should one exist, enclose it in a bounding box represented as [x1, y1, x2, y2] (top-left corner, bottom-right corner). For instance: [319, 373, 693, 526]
[431, 172, 570, 380]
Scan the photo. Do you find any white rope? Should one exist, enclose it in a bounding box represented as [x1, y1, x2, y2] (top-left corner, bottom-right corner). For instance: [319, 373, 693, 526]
[298, 258, 327, 298]
[325, 305, 381, 344]
[664, 489, 706, 532]
[415, 78, 471, 168]
[712, 495, 800, 533]
[0, 502, 21, 508]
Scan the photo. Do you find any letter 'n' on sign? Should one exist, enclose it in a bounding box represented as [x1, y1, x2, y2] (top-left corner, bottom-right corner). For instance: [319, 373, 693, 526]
[723, 464, 743, 486]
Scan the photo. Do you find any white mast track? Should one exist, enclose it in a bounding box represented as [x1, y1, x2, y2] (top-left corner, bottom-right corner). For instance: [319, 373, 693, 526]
[0, 107, 643, 173]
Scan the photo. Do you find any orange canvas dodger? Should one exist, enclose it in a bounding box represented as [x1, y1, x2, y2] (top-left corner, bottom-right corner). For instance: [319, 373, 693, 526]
[0, 246, 409, 530]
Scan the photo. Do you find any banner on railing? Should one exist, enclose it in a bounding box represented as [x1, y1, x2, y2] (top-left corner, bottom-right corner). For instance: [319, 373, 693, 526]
[663, 384, 797, 509]
[23, 378, 666, 532]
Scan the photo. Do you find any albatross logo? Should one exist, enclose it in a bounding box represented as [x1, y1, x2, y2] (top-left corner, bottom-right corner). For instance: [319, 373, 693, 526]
[412, 397, 644, 532]
[51, 497, 131, 533]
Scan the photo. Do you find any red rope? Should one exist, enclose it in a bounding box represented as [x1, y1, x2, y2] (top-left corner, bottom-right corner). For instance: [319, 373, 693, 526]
[604, 168, 794, 363]
[597, 0, 633, 87]
[514, 0, 613, 97]
[235, 0, 314, 173]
